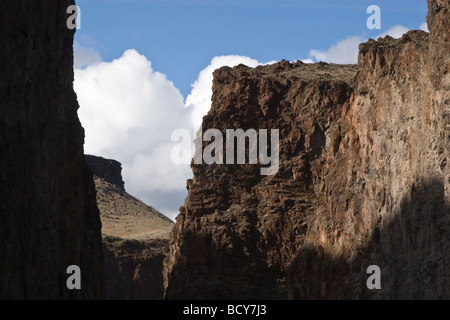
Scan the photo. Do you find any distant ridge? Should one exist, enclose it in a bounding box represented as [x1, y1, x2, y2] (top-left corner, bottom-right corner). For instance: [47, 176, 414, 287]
[86, 155, 173, 240]
[86, 155, 173, 299]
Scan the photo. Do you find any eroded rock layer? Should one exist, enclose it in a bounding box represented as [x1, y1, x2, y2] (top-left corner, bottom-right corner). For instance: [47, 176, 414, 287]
[165, 0, 449, 299]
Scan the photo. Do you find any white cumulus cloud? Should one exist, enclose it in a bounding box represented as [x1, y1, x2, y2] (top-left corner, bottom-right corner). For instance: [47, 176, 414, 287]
[419, 22, 429, 32]
[75, 49, 191, 220]
[74, 48, 269, 220]
[74, 42, 102, 69]
[309, 36, 363, 64]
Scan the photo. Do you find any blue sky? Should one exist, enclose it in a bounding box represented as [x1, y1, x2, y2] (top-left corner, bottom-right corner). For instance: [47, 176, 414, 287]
[73, 0, 428, 220]
[75, 0, 427, 97]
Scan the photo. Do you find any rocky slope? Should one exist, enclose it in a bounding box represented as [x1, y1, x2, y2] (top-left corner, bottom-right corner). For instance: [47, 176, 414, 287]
[0, 0, 105, 299]
[86, 155, 173, 299]
[93, 176, 173, 241]
[164, 0, 449, 299]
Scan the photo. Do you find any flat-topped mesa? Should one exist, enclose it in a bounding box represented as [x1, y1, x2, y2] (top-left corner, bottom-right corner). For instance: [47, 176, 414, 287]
[85, 155, 173, 240]
[85, 155, 173, 300]
[165, 0, 449, 300]
[86, 155, 126, 192]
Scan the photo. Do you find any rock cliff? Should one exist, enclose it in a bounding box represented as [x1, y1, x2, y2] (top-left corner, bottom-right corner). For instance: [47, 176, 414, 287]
[86, 155, 125, 191]
[164, 0, 449, 299]
[0, 0, 105, 299]
[86, 155, 173, 299]
[103, 236, 169, 300]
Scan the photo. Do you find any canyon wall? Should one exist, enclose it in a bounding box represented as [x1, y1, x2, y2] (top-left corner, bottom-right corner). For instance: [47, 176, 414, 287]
[0, 1, 105, 299]
[103, 236, 169, 300]
[288, 19, 449, 299]
[165, 0, 449, 299]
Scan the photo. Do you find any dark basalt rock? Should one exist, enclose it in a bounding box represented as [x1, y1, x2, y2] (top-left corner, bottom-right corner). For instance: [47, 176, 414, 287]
[0, 0, 105, 299]
[86, 155, 126, 192]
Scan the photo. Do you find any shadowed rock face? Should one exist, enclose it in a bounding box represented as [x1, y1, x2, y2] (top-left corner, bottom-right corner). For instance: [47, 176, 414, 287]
[0, 1, 105, 299]
[86, 155, 126, 192]
[288, 178, 449, 299]
[103, 236, 169, 300]
[164, 0, 449, 300]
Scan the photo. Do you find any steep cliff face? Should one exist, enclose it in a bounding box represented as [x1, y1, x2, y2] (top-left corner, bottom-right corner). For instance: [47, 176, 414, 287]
[0, 1, 105, 298]
[165, 62, 358, 299]
[289, 29, 448, 299]
[86, 155, 125, 191]
[86, 155, 173, 300]
[165, 0, 449, 299]
[103, 236, 169, 300]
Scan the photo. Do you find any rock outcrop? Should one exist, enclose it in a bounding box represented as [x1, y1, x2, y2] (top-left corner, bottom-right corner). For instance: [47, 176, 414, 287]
[86, 155, 125, 191]
[0, 1, 105, 299]
[86, 155, 173, 299]
[165, 0, 449, 299]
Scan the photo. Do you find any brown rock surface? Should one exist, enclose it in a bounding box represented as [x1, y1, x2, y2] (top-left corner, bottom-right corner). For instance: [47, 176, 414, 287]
[87, 155, 173, 299]
[165, 62, 358, 299]
[289, 27, 449, 299]
[165, 0, 449, 299]
[0, 0, 105, 299]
